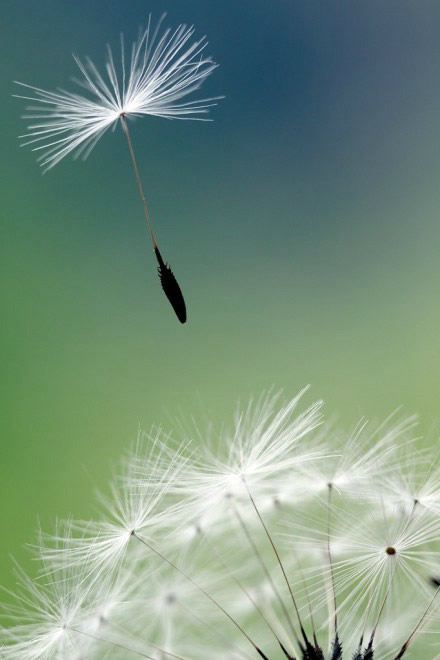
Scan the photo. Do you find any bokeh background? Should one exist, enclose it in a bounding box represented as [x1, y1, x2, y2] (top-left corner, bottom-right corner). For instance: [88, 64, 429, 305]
[1, 0, 440, 599]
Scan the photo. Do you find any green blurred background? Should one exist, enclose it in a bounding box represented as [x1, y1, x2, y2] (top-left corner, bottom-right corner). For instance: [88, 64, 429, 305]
[1, 0, 440, 589]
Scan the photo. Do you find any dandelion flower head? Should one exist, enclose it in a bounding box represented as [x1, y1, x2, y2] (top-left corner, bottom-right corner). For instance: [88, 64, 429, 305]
[1, 391, 440, 659]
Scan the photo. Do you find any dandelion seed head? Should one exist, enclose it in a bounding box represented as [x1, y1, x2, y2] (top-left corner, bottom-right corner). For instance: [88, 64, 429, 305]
[2, 391, 440, 659]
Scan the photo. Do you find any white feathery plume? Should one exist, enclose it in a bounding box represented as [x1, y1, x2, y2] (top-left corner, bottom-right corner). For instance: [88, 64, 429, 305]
[0, 558, 193, 660]
[14, 15, 219, 171]
[161, 389, 324, 535]
[41, 434, 189, 579]
[383, 443, 440, 516]
[0, 559, 97, 659]
[290, 412, 418, 502]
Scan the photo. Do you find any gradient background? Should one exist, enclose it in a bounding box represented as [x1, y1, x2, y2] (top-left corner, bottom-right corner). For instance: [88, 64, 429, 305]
[1, 0, 440, 604]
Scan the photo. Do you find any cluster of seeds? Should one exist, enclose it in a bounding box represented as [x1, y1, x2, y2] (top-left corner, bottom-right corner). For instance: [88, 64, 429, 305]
[1, 390, 440, 659]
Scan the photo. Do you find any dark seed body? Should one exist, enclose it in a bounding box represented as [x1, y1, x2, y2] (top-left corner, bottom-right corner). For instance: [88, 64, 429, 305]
[154, 246, 187, 324]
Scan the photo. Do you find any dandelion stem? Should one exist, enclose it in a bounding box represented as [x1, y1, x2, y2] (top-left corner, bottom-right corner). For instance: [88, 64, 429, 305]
[70, 625, 183, 660]
[178, 600, 251, 660]
[232, 502, 300, 650]
[204, 507, 295, 646]
[393, 585, 440, 659]
[324, 483, 343, 660]
[292, 549, 320, 650]
[120, 113, 187, 323]
[120, 115, 157, 249]
[326, 485, 338, 634]
[131, 531, 267, 659]
[105, 618, 188, 660]
[200, 526, 292, 653]
[243, 481, 311, 649]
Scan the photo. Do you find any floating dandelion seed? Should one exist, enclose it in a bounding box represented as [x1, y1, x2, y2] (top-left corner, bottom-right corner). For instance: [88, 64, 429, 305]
[14, 15, 221, 323]
[2, 392, 440, 659]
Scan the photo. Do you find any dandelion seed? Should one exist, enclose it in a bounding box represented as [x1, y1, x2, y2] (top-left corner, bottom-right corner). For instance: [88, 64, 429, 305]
[14, 15, 221, 323]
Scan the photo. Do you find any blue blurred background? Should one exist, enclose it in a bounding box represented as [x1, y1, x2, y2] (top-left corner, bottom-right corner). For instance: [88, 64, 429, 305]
[2, 0, 440, 585]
